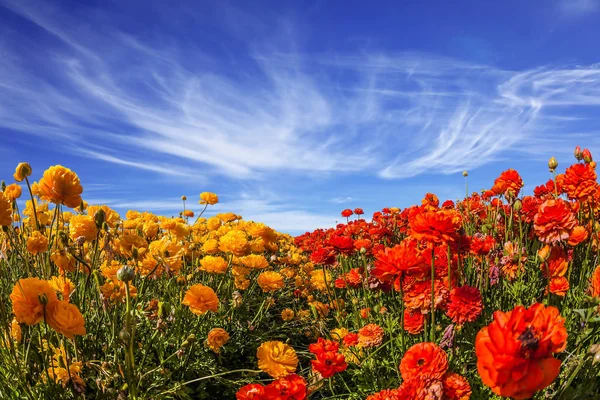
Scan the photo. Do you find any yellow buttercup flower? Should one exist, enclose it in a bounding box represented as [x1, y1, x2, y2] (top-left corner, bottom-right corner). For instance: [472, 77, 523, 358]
[47, 300, 86, 340]
[182, 284, 219, 315]
[10, 278, 58, 325]
[26, 230, 48, 255]
[256, 341, 298, 378]
[281, 308, 294, 321]
[4, 183, 22, 201]
[13, 162, 32, 182]
[37, 165, 83, 208]
[206, 328, 230, 354]
[0, 193, 12, 226]
[199, 192, 219, 205]
[199, 255, 229, 274]
[257, 271, 285, 293]
[69, 215, 98, 242]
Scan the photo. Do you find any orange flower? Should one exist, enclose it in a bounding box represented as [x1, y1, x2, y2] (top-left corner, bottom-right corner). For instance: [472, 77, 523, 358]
[568, 225, 588, 246]
[549, 276, 569, 297]
[542, 247, 568, 278]
[421, 193, 439, 211]
[403, 279, 448, 314]
[10, 278, 58, 325]
[590, 265, 600, 297]
[397, 375, 443, 399]
[48, 276, 75, 300]
[475, 303, 567, 399]
[0, 192, 13, 226]
[4, 183, 22, 201]
[366, 388, 401, 400]
[206, 328, 230, 353]
[182, 284, 219, 315]
[533, 199, 577, 244]
[199, 256, 229, 274]
[442, 372, 472, 400]
[372, 240, 429, 282]
[403, 310, 425, 335]
[182, 209, 194, 218]
[69, 215, 99, 242]
[37, 165, 83, 208]
[357, 324, 384, 348]
[26, 230, 48, 255]
[491, 169, 524, 197]
[199, 192, 219, 205]
[13, 162, 32, 182]
[399, 342, 448, 381]
[561, 163, 597, 200]
[257, 271, 285, 293]
[47, 300, 86, 339]
[410, 210, 460, 244]
[256, 341, 298, 378]
[445, 285, 483, 325]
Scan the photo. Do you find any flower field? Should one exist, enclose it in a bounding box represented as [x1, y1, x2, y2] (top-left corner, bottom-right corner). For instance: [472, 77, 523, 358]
[1, 149, 600, 400]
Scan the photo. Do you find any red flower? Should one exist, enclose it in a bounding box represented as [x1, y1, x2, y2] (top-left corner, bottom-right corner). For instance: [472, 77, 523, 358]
[590, 265, 600, 297]
[327, 235, 355, 255]
[341, 209, 353, 218]
[264, 374, 307, 400]
[310, 247, 336, 266]
[399, 342, 448, 381]
[568, 225, 588, 246]
[343, 333, 359, 347]
[442, 372, 472, 400]
[397, 375, 443, 399]
[353, 208, 364, 215]
[237, 383, 266, 400]
[372, 240, 429, 283]
[561, 163, 597, 200]
[410, 210, 461, 244]
[475, 303, 567, 399]
[549, 276, 569, 297]
[311, 351, 347, 378]
[445, 285, 483, 325]
[403, 310, 425, 335]
[491, 169, 524, 197]
[309, 338, 339, 355]
[469, 233, 495, 256]
[366, 388, 401, 400]
[533, 199, 577, 244]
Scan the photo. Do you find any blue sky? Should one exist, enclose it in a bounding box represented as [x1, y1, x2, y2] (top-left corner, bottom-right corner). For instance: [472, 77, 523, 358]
[1, 0, 600, 234]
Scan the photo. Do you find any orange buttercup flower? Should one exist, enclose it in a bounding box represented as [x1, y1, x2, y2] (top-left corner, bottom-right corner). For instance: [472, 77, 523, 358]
[366, 388, 401, 400]
[199, 256, 229, 274]
[37, 165, 83, 208]
[206, 328, 230, 354]
[445, 285, 483, 325]
[403, 310, 425, 334]
[549, 276, 569, 297]
[47, 300, 86, 339]
[4, 183, 22, 201]
[410, 210, 461, 244]
[26, 230, 48, 255]
[397, 375, 443, 399]
[475, 303, 567, 399]
[399, 342, 448, 381]
[182, 284, 219, 315]
[561, 163, 597, 200]
[182, 209, 194, 218]
[48, 276, 75, 300]
[442, 372, 472, 400]
[421, 193, 439, 211]
[256, 341, 298, 378]
[568, 225, 588, 246]
[403, 279, 448, 314]
[542, 247, 568, 278]
[69, 214, 99, 242]
[533, 199, 577, 244]
[357, 324, 384, 348]
[13, 162, 32, 182]
[491, 169, 524, 197]
[257, 271, 285, 293]
[590, 265, 600, 297]
[10, 278, 58, 325]
[199, 192, 219, 205]
[0, 192, 13, 226]
[372, 240, 429, 282]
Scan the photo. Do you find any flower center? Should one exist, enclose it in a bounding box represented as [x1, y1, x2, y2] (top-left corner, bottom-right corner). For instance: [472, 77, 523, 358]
[417, 358, 425, 366]
[518, 327, 539, 357]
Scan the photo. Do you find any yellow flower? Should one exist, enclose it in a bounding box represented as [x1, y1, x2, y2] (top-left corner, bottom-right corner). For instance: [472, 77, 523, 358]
[4, 183, 22, 201]
[257, 271, 285, 293]
[87, 205, 120, 228]
[281, 308, 294, 321]
[48, 276, 75, 300]
[206, 328, 230, 353]
[201, 238, 220, 254]
[0, 193, 12, 226]
[47, 300, 86, 340]
[11, 318, 22, 343]
[206, 216, 222, 231]
[37, 165, 83, 208]
[142, 221, 159, 238]
[199, 256, 229, 274]
[199, 192, 219, 205]
[330, 327, 349, 341]
[219, 230, 249, 256]
[182, 284, 219, 315]
[51, 249, 76, 273]
[13, 162, 32, 182]
[69, 214, 98, 242]
[310, 269, 332, 291]
[240, 254, 269, 270]
[256, 341, 298, 378]
[26, 230, 48, 255]
[10, 278, 58, 325]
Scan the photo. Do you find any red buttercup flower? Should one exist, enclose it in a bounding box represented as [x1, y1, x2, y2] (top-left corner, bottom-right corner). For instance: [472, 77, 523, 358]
[358, 324, 384, 348]
[353, 208, 364, 215]
[561, 163, 597, 200]
[410, 210, 461, 244]
[308, 338, 339, 355]
[342, 333, 359, 347]
[327, 235, 355, 255]
[311, 351, 347, 378]
[549, 276, 569, 297]
[590, 265, 600, 297]
[310, 247, 336, 266]
[421, 193, 440, 211]
[521, 196, 542, 223]
[397, 375, 443, 399]
[341, 209, 353, 218]
[372, 240, 429, 283]
[475, 303, 567, 399]
[469, 233, 495, 256]
[445, 285, 483, 325]
[533, 199, 577, 244]
[442, 372, 472, 400]
[264, 374, 307, 400]
[236, 383, 266, 399]
[403, 279, 448, 314]
[491, 169, 524, 197]
[568, 225, 588, 246]
[366, 388, 401, 400]
[441, 200, 455, 209]
[399, 342, 448, 381]
[403, 310, 425, 335]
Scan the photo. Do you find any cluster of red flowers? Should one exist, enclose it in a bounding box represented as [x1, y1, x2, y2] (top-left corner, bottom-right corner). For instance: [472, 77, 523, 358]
[236, 374, 307, 400]
[308, 338, 348, 378]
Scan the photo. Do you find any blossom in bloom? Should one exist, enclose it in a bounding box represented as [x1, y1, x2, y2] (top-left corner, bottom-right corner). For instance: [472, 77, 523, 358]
[183, 209, 194, 218]
[590, 265, 600, 298]
[37, 165, 83, 208]
[206, 328, 230, 354]
[257, 271, 285, 293]
[240, 254, 269, 270]
[343, 333, 359, 347]
[48, 276, 75, 300]
[219, 230, 249, 256]
[491, 169, 524, 197]
[11, 318, 22, 343]
[397, 375, 443, 399]
[442, 372, 472, 400]
[257, 341, 298, 378]
[0, 192, 12, 226]
[4, 183, 22, 201]
[47, 300, 86, 339]
[475, 303, 567, 399]
[399, 342, 448, 381]
[549, 276, 570, 297]
[309, 338, 340, 355]
[358, 324, 384, 348]
[199, 256, 229, 274]
[372, 240, 429, 283]
[13, 162, 32, 182]
[10, 278, 58, 325]
[354, 208, 364, 215]
[236, 383, 265, 400]
[568, 225, 588, 246]
[341, 209, 353, 218]
[561, 163, 597, 200]
[26, 230, 48, 255]
[403, 310, 425, 335]
[69, 214, 99, 242]
[281, 308, 294, 321]
[366, 388, 401, 400]
[311, 350, 347, 378]
[445, 286, 483, 325]
[199, 192, 219, 205]
[181, 284, 219, 315]
[410, 210, 460, 244]
[533, 199, 577, 244]
[264, 374, 307, 400]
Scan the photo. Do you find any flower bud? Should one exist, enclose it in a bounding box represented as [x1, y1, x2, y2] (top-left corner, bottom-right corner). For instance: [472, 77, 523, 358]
[583, 148, 593, 164]
[181, 196, 187, 201]
[38, 292, 49, 306]
[513, 199, 522, 212]
[117, 265, 135, 282]
[94, 209, 106, 229]
[548, 157, 558, 172]
[462, 170, 468, 177]
[538, 245, 551, 262]
[574, 146, 582, 160]
[359, 247, 367, 254]
[119, 329, 131, 344]
[181, 334, 196, 348]
[1, 181, 5, 191]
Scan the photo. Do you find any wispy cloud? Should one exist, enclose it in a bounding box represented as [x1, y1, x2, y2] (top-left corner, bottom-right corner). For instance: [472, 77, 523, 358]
[558, 0, 600, 15]
[330, 197, 354, 204]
